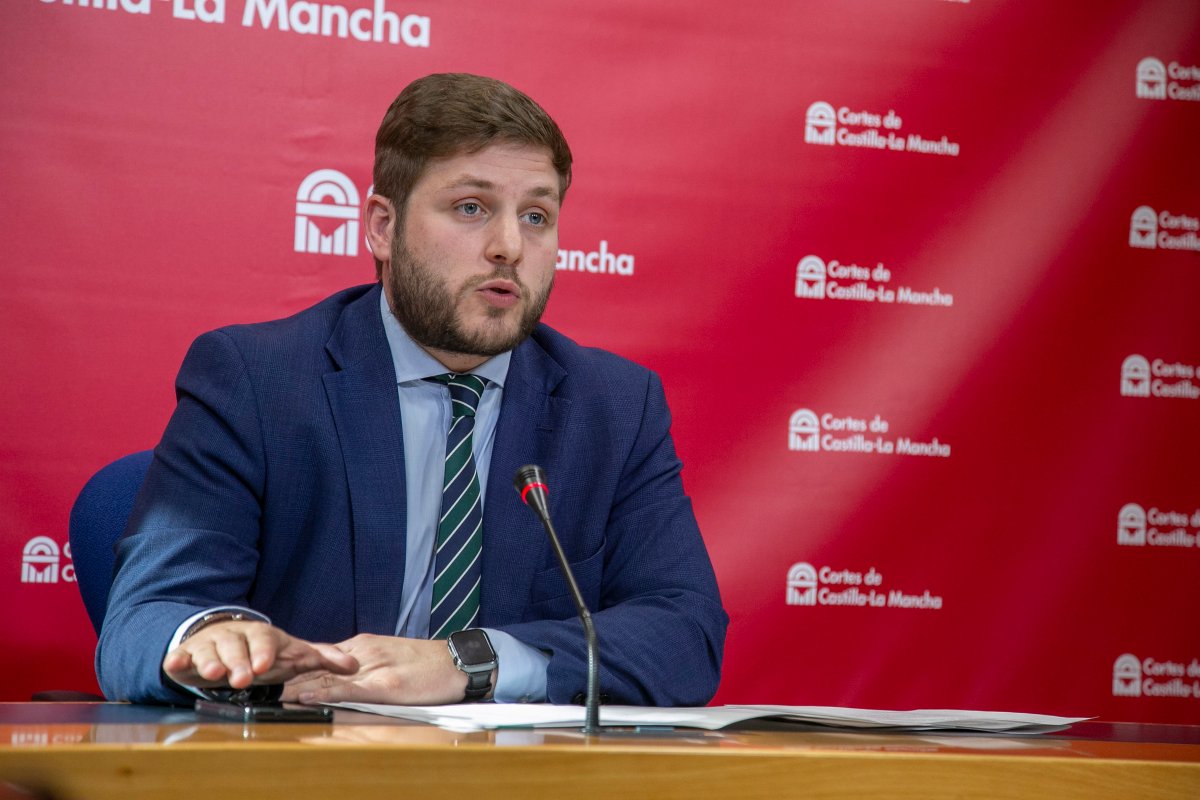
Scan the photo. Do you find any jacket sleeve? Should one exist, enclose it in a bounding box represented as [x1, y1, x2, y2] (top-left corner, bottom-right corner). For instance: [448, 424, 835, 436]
[96, 330, 267, 704]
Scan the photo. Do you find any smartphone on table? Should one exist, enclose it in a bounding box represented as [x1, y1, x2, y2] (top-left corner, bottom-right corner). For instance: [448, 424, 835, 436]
[195, 700, 334, 723]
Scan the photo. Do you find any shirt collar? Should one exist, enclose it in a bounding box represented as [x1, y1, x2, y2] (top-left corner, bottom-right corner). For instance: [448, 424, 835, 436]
[379, 285, 511, 387]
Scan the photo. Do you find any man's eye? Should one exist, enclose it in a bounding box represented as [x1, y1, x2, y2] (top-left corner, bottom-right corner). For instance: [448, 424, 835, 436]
[525, 211, 546, 226]
[458, 202, 482, 216]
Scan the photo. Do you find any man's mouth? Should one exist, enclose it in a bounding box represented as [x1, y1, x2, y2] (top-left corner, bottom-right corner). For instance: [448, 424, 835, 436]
[476, 279, 521, 308]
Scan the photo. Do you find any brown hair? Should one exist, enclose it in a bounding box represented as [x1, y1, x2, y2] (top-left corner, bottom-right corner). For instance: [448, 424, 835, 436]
[372, 73, 573, 278]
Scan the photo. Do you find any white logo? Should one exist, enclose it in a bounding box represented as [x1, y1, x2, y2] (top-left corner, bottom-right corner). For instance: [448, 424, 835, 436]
[295, 169, 360, 257]
[1132, 57, 1200, 103]
[21, 537, 74, 584]
[556, 240, 635, 276]
[1120, 355, 1151, 397]
[243, 1, 431, 47]
[1117, 505, 1200, 549]
[792, 252, 952, 308]
[805, 102, 837, 145]
[788, 409, 821, 452]
[37, 0, 151, 14]
[1129, 206, 1200, 252]
[788, 409, 950, 457]
[803, 101, 958, 156]
[1113, 653, 1142, 697]
[1117, 503, 1147, 546]
[795, 256, 826, 299]
[1136, 58, 1167, 100]
[1113, 654, 1200, 699]
[784, 563, 941, 610]
[1129, 206, 1157, 249]
[1121, 356, 1200, 400]
[786, 562, 818, 606]
[37, 1, 433, 48]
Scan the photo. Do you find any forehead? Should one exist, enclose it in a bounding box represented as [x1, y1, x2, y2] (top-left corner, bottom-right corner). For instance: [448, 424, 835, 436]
[416, 143, 561, 202]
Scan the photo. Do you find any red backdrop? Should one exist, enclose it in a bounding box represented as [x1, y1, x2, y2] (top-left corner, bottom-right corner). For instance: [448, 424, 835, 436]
[2, 0, 1198, 723]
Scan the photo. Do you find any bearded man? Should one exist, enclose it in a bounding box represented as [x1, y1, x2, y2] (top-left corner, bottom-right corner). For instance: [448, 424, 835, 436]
[98, 73, 726, 707]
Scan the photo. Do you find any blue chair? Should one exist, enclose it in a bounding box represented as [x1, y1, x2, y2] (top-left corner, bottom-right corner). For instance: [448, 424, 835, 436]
[69, 450, 153, 635]
[31, 451, 152, 700]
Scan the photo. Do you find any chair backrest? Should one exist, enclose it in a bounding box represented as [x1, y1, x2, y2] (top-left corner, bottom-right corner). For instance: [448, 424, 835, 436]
[68, 450, 153, 634]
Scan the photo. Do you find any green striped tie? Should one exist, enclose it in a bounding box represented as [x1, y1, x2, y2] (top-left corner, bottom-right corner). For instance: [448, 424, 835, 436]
[428, 373, 487, 639]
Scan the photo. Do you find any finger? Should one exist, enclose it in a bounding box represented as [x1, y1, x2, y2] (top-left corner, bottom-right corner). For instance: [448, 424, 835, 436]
[181, 638, 230, 685]
[274, 640, 358, 679]
[162, 647, 195, 677]
[295, 673, 374, 706]
[282, 670, 330, 700]
[311, 642, 359, 674]
[211, 631, 255, 689]
[284, 667, 328, 686]
[243, 625, 282, 677]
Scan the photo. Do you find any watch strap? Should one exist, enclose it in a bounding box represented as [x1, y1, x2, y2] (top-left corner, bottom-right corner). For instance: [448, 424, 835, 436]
[462, 670, 491, 702]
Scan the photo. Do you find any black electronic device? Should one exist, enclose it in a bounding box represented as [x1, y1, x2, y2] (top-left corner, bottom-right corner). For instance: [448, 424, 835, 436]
[447, 628, 497, 702]
[194, 700, 333, 723]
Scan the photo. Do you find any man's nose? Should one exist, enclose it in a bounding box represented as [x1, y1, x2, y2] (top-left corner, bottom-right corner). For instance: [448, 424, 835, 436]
[485, 215, 523, 265]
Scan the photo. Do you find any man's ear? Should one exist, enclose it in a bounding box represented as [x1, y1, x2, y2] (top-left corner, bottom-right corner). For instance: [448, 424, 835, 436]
[364, 194, 397, 262]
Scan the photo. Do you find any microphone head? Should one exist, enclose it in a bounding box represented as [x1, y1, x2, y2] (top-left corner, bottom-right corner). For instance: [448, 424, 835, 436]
[514, 464, 546, 491]
[513, 464, 549, 506]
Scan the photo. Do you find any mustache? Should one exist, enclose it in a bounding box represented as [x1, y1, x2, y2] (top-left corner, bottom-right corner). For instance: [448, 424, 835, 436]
[463, 267, 523, 291]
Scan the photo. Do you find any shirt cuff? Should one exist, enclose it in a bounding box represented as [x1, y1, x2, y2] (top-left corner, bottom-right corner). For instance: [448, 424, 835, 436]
[167, 606, 271, 699]
[481, 628, 548, 703]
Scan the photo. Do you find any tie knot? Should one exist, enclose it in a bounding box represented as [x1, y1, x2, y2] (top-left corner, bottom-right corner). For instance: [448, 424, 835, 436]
[432, 373, 487, 418]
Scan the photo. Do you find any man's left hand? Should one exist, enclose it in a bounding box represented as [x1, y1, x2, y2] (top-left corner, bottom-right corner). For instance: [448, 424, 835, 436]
[282, 634, 490, 705]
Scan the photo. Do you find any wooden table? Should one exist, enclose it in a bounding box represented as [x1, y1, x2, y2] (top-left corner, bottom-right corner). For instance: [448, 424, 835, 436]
[1, 703, 1198, 799]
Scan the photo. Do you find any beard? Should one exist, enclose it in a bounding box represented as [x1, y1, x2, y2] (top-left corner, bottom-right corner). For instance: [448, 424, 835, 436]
[386, 234, 552, 360]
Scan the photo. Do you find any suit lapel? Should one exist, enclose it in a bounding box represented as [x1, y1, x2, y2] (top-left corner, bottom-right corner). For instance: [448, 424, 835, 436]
[481, 332, 570, 626]
[322, 285, 408, 635]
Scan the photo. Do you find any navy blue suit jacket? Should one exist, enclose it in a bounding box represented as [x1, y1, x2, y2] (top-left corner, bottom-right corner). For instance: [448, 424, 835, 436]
[97, 284, 727, 705]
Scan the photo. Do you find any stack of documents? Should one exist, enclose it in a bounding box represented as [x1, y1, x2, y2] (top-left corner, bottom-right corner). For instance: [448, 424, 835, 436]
[331, 702, 1089, 735]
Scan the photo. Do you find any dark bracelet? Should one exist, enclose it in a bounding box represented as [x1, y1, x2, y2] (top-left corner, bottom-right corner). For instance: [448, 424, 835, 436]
[180, 611, 248, 642]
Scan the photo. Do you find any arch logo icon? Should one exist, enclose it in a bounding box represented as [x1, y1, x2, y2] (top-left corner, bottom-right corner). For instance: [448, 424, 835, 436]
[788, 409, 820, 452]
[1136, 58, 1167, 100]
[22, 536, 61, 583]
[1130, 206, 1157, 249]
[1118, 504, 1147, 546]
[295, 169, 360, 256]
[1121, 355, 1151, 397]
[795, 256, 826, 299]
[805, 102, 836, 146]
[786, 562, 818, 606]
[1113, 654, 1142, 697]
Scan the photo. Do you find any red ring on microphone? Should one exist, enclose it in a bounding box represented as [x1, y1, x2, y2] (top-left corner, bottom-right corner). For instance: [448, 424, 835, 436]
[520, 482, 549, 505]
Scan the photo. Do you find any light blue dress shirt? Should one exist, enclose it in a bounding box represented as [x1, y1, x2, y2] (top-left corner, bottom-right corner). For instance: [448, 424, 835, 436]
[378, 289, 549, 703]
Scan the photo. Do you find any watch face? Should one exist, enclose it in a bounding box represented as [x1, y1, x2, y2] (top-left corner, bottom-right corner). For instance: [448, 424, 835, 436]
[452, 630, 495, 665]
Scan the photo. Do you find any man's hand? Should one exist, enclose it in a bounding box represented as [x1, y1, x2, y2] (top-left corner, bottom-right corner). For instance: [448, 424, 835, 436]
[283, 634, 481, 706]
[162, 620, 358, 690]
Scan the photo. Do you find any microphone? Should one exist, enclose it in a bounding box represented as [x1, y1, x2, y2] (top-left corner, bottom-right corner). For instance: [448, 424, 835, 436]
[514, 465, 601, 735]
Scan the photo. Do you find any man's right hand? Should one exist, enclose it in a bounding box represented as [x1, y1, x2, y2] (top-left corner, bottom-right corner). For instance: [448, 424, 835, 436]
[162, 620, 359, 690]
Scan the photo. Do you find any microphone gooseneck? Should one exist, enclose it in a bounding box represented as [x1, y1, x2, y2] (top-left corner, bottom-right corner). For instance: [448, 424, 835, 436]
[513, 464, 601, 735]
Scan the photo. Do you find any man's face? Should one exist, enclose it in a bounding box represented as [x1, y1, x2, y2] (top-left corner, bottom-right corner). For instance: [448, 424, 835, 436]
[382, 142, 561, 370]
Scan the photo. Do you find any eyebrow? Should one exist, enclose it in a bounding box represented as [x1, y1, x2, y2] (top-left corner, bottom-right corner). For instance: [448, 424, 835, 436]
[441, 175, 560, 204]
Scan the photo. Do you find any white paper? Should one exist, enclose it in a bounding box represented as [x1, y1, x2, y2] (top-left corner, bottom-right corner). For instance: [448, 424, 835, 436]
[330, 702, 1090, 735]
